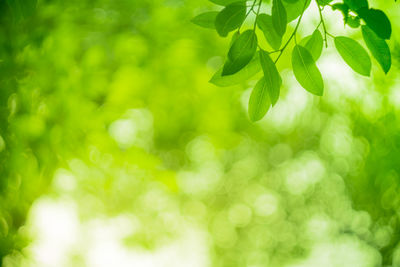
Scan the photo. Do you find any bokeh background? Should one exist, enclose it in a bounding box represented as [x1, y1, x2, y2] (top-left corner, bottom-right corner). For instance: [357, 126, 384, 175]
[0, 0, 399, 266]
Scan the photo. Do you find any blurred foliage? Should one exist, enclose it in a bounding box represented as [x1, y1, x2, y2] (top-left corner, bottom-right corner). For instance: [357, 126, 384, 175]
[0, 0, 399, 266]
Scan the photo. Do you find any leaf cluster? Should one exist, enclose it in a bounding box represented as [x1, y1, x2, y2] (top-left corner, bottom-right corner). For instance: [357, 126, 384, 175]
[192, 0, 393, 121]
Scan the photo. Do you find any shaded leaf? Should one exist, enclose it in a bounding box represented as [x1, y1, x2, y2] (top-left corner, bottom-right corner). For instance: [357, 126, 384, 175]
[362, 25, 391, 74]
[358, 8, 391, 40]
[210, 54, 261, 87]
[272, 0, 287, 36]
[222, 30, 258, 75]
[345, 16, 360, 28]
[343, 0, 368, 10]
[215, 2, 247, 37]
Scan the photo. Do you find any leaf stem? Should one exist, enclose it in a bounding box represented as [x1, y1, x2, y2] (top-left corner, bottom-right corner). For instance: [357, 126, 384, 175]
[316, 1, 328, 48]
[253, 0, 262, 31]
[274, 0, 309, 64]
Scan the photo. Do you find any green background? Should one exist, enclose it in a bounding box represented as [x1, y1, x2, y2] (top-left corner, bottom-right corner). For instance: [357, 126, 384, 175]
[0, 0, 399, 266]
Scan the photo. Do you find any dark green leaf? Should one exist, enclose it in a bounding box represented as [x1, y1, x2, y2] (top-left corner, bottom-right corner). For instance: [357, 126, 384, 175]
[292, 45, 324, 96]
[210, 54, 261, 87]
[259, 50, 281, 106]
[248, 78, 271, 122]
[362, 25, 391, 74]
[299, 29, 323, 61]
[343, 0, 368, 10]
[222, 30, 258, 76]
[191, 12, 219, 29]
[215, 2, 247, 37]
[257, 14, 282, 50]
[357, 8, 392, 40]
[334, 36, 371, 76]
[345, 16, 360, 28]
[272, 0, 287, 36]
[317, 0, 333, 5]
[331, 3, 349, 19]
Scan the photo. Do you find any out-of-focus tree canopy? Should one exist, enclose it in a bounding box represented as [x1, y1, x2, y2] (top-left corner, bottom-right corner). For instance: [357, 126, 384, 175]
[0, 0, 400, 266]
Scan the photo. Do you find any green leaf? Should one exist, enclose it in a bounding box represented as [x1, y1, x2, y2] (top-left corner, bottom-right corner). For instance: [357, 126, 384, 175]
[292, 45, 324, 96]
[272, 0, 287, 36]
[257, 14, 282, 50]
[222, 30, 258, 76]
[317, 0, 333, 5]
[331, 3, 349, 18]
[283, 0, 311, 22]
[283, 0, 299, 3]
[362, 25, 391, 74]
[357, 8, 392, 40]
[191, 12, 219, 29]
[259, 50, 281, 106]
[334, 36, 371, 76]
[210, 54, 261, 87]
[248, 78, 271, 122]
[215, 2, 247, 37]
[299, 29, 323, 61]
[345, 16, 360, 28]
[343, 0, 368, 11]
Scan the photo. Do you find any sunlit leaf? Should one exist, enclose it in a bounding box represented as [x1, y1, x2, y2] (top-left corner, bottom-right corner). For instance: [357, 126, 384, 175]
[191, 12, 219, 29]
[334, 36, 371, 76]
[248, 78, 271, 122]
[292, 45, 324, 96]
[257, 14, 282, 50]
[283, 0, 311, 22]
[259, 50, 281, 106]
[299, 29, 323, 61]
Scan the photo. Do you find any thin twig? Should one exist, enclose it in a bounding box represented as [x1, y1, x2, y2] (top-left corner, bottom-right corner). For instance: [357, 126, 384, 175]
[274, 0, 309, 64]
[316, 1, 328, 48]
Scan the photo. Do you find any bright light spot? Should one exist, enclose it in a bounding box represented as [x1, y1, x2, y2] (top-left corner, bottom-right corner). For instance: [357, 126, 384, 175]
[254, 193, 278, 217]
[53, 169, 77, 192]
[285, 153, 326, 195]
[177, 162, 223, 196]
[287, 236, 381, 267]
[306, 214, 336, 241]
[109, 109, 153, 149]
[24, 198, 211, 267]
[28, 198, 79, 267]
